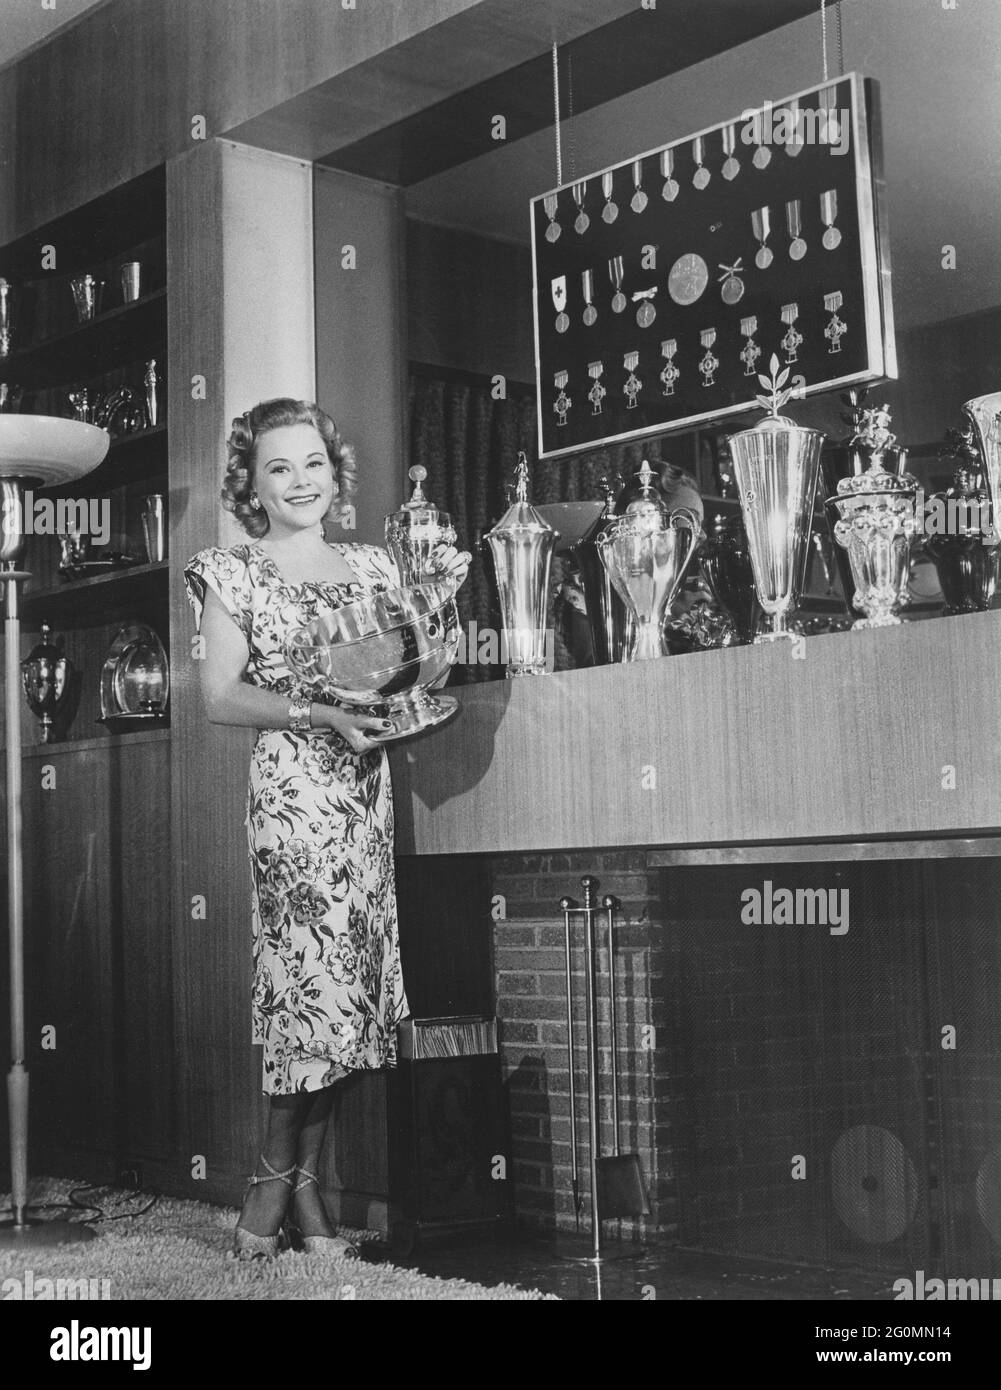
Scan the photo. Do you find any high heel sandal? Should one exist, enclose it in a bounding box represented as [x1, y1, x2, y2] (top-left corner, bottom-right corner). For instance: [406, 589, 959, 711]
[232, 1156, 295, 1261]
[284, 1166, 360, 1259]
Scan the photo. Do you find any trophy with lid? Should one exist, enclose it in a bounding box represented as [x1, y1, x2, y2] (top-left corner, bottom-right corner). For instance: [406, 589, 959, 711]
[573, 477, 632, 665]
[726, 356, 825, 642]
[827, 403, 918, 629]
[484, 452, 558, 676]
[385, 465, 457, 585]
[595, 461, 702, 662]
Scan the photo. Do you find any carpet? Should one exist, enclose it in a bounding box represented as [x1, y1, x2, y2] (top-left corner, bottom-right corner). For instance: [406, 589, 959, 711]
[0, 1179, 556, 1301]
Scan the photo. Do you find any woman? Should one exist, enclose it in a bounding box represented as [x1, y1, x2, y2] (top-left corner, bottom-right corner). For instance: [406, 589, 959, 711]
[184, 398, 469, 1260]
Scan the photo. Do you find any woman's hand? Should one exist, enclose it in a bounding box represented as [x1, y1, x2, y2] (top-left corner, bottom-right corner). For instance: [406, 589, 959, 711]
[431, 543, 472, 591]
[312, 702, 394, 752]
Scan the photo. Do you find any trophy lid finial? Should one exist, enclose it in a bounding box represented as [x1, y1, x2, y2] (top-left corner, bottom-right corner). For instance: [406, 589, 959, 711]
[407, 464, 427, 504]
[515, 451, 530, 504]
[635, 460, 657, 495]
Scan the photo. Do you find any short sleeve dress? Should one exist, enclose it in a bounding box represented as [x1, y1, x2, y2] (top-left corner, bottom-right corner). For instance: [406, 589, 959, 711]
[183, 540, 410, 1096]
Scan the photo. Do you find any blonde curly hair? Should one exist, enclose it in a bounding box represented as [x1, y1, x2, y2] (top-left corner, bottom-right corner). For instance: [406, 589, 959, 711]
[221, 398, 357, 538]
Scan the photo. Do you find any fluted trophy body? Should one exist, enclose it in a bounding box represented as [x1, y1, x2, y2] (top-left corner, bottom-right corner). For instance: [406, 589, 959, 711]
[485, 452, 558, 676]
[727, 357, 824, 642]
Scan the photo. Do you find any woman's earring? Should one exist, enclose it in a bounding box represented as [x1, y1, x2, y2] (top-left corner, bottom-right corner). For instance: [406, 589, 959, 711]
[250, 494, 262, 511]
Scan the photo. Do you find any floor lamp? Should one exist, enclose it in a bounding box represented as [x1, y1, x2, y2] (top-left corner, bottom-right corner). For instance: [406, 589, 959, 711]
[0, 415, 108, 1247]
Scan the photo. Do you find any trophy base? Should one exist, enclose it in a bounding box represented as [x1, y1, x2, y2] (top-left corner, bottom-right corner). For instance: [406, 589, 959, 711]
[753, 628, 797, 644]
[851, 613, 904, 630]
[371, 691, 458, 743]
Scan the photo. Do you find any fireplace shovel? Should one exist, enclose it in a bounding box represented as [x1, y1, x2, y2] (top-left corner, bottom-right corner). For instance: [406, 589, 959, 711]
[594, 898, 650, 1219]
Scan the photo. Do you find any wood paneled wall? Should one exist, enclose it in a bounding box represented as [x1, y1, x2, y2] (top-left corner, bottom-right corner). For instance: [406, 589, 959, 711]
[390, 611, 1001, 856]
[0, 0, 485, 243]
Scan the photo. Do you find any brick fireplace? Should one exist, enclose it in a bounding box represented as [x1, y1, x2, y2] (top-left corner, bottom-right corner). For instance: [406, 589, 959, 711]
[487, 850, 1001, 1276]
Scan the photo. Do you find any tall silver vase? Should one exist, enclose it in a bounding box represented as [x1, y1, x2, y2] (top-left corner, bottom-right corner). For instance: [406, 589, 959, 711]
[484, 453, 558, 676]
[727, 362, 824, 642]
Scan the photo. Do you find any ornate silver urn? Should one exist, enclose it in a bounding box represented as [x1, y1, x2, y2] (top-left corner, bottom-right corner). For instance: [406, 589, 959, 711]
[21, 622, 74, 743]
[827, 404, 918, 629]
[385, 465, 457, 586]
[595, 462, 702, 661]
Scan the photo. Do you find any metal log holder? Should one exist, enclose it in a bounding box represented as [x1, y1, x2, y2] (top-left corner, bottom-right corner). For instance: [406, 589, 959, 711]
[557, 875, 649, 1264]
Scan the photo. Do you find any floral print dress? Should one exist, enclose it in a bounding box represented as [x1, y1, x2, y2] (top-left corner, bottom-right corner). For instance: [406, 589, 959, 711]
[184, 541, 410, 1095]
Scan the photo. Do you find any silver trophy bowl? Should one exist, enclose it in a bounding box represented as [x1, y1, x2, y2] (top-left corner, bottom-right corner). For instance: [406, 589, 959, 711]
[285, 579, 460, 742]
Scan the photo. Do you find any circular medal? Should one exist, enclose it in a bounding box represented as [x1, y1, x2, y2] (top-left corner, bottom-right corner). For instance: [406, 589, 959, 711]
[722, 157, 740, 181]
[693, 166, 711, 191]
[631, 190, 648, 214]
[661, 178, 679, 202]
[790, 237, 807, 261]
[823, 226, 842, 251]
[574, 212, 590, 235]
[602, 202, 619, 225]
[668, 252, 710, 307]
[545, 222, 561, 244]
[753, 144, 772, 170]
[637, 301, 656, 328]
[721, 274, 744, 306]
[555, 312, 569, 334]
[755, 245, 774, 270]
[612, 291, 627, 314]
[583, 305, 597, 327]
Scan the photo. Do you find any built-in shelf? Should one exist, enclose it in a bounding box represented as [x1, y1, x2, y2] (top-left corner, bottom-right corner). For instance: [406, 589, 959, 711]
[44, 423, 167, 497]
[21, 560, 169, 627]
[4, 726, 172, 758]
[2, 288, 166, 391]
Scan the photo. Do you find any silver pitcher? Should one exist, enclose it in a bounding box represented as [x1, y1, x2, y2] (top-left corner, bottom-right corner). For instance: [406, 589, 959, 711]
[595, 462, 702, 662]
[484, 452, 558, 676]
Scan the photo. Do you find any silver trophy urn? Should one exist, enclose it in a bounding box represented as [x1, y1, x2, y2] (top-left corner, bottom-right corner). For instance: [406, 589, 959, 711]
[385, 465, 457, 585]
[22, 622, 75, 743]
[485, 452, 558, 676]
[727, 356, 825, 642]
[827, 404, 918, 629]
[595, 462, 702, 661]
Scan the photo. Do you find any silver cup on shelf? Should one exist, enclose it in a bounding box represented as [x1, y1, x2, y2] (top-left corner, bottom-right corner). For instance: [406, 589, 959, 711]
[70, 273, 104, 323]
[141, 494, 166, 563]
[0, 278, 15, 357]
[119, 261, 142, 303]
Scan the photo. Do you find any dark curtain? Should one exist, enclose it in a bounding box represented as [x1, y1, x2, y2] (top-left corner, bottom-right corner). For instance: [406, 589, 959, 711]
[408, 366, 682, 680]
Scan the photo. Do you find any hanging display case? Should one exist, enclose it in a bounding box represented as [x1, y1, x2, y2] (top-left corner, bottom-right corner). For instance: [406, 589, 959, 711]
[531, 72, 896, 459]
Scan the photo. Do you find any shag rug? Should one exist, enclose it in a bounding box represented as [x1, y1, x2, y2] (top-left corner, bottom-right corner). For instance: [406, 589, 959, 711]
[0, 1179, 556, 1301]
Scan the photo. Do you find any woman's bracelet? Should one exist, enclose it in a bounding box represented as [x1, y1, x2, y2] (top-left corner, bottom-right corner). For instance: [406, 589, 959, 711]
[288, 695, 313, 733]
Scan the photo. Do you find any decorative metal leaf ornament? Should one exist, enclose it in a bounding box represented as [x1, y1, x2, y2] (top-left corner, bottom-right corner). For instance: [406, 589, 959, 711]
[755, 354, 793, 416]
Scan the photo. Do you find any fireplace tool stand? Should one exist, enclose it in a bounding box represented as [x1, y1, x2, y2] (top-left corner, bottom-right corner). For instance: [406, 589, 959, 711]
[555, 875, 649, 1264]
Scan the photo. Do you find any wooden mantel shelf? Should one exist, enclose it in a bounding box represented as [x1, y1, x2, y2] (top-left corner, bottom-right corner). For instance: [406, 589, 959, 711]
[389, 612, 1001, 856]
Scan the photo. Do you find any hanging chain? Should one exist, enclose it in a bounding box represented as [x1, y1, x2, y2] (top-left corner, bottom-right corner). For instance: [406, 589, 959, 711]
[835, 0, 844, 74]
[821, 0, 829, 82]
[552, 42, 563, 187]
[567, 52, 576, 184]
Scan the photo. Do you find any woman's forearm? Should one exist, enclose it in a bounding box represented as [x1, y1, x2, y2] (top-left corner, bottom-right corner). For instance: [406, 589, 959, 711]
[202, 678, 335, 732]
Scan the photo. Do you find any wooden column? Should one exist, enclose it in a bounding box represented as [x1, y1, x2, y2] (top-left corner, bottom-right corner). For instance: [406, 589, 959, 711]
[167, 138, 315, 1203]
